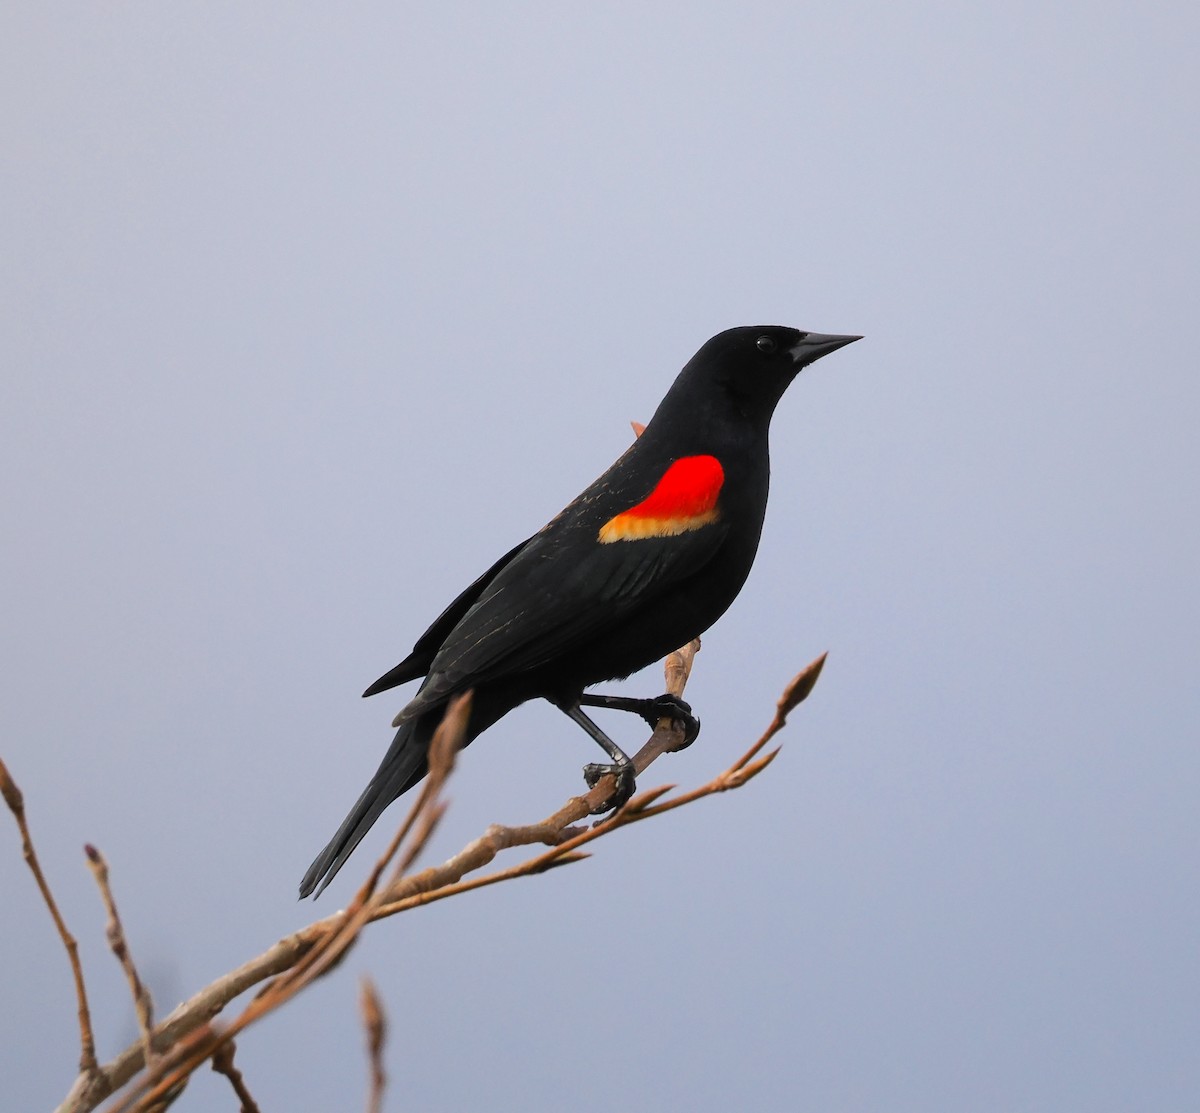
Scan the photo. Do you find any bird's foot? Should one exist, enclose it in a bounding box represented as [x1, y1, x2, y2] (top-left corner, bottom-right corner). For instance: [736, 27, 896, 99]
[583, 760, 637, 815]
[643, 693, 701, 750]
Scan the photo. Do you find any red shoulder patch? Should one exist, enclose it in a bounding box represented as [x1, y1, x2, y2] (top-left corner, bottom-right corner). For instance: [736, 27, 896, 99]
[599, 455, 724, 543]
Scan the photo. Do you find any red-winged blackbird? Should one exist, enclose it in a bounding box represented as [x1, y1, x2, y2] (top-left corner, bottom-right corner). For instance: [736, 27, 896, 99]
[299, 325, 860, 897]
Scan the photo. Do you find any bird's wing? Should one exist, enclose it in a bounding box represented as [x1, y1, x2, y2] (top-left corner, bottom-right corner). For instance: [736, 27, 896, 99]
[391, 518, 729, 726]
[362, 535, 534, 697]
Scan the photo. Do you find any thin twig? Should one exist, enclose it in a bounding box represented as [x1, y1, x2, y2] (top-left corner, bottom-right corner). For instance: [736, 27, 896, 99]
[360, 978, 387, 1113]
[84, 845, 156, 1077]
[211, 1040, 260, 1113]
[1, 757, 100, 1082]
[384, 694, 463, 887]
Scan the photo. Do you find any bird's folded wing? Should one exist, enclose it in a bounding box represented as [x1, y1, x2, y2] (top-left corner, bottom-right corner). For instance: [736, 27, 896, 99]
[390, 522, 727, 726]
[362, 534, 534, 698]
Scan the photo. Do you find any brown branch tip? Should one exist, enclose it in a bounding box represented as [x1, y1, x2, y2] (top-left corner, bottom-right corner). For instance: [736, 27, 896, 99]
[360, 977, 387, 1113]
[1, 756, 99, 1081]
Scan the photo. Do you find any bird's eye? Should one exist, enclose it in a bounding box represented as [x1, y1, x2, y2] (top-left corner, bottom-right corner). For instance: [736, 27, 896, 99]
[756, 336, 777, 354]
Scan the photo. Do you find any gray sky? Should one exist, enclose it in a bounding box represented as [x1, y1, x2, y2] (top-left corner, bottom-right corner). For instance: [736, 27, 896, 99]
[3, 3, 1197, 1111]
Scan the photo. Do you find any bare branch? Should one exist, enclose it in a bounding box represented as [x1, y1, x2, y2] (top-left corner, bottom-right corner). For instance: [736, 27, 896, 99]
[211, 1040, 260, 1113]
[56, 919, 336, 1112]
[84, 845, 156, 1077]
[1, 756, 100, 1083]
[728, 651, 827, 772]
[54, 646, 827, 1113]
[359, 978, 387, 1113]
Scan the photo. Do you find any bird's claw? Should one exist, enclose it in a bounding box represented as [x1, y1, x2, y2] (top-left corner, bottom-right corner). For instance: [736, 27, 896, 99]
[643, 693, 701, 749]
[583, 761, 637, 815]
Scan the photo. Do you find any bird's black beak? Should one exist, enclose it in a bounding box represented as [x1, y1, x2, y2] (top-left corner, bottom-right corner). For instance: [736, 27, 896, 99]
[789, 332, 863, 367]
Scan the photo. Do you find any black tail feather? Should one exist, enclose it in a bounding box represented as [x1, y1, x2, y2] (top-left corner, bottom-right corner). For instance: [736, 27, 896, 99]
[298, 716, 433, 899]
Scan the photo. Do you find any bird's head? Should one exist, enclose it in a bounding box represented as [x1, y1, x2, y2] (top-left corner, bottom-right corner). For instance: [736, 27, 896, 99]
[658, 325, 861, 432]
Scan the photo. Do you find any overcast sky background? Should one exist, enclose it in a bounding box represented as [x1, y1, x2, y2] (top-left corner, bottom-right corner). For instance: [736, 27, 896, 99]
[3, 4, 1197, 1111]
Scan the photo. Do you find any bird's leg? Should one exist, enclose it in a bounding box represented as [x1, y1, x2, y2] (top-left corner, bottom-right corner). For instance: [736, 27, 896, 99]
[554, 701, 638, 815]
[577, 692, 701, 749]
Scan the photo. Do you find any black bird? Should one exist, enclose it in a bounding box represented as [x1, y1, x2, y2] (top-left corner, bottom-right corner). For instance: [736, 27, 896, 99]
[300, 325, 859, 897]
